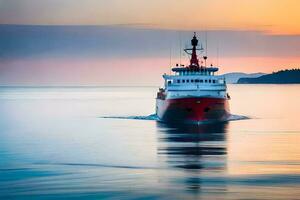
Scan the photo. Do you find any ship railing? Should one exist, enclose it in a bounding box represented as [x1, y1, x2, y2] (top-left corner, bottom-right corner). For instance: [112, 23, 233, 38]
[166, 84, 227, 91]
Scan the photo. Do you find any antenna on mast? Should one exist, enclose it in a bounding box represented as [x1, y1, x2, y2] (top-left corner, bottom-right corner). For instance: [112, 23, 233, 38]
[169, 42, 172, 75]
[205, 31, 208, 56]
[217, 40, 219, 67]
[179, 31, 182, 66]
[204, 31, 208, 67]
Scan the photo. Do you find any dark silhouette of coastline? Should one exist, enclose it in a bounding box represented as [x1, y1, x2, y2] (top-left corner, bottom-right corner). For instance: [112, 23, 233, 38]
[237, 69, 300, 84]
[223, 72, 265, 83]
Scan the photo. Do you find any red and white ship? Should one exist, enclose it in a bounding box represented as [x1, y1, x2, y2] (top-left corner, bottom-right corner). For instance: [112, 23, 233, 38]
[156, 33, 230, 124]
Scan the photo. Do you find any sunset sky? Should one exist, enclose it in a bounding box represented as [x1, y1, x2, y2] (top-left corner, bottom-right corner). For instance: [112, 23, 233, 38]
[0, 0, 300, 85]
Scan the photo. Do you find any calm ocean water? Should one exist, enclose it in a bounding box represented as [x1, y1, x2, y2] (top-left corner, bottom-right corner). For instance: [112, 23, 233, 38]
[0, 85, 300, 199]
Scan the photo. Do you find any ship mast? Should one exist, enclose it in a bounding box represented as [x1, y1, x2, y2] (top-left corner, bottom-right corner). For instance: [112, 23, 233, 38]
[190, 32, 199, 68]
[171, 32, 218, 74]
[183, 32, 204, 70]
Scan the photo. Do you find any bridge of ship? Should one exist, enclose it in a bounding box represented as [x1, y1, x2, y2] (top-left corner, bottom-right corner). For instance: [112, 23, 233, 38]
[163, 67, 226, 90]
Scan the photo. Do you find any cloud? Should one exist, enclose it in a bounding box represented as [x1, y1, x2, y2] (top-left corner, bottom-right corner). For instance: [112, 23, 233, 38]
[1, 25, 300, 85]
[1, 25, 300, 60]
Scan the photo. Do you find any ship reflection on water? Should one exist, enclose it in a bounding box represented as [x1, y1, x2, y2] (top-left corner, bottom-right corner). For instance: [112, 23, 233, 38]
[156, 122, 228, 193]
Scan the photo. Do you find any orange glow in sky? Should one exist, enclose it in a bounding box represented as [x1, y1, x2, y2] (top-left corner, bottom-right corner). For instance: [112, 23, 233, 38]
[0, 0, 300, 34]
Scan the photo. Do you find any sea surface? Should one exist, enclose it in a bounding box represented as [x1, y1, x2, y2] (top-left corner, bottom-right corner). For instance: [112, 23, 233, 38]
[0, 85, 300, 200]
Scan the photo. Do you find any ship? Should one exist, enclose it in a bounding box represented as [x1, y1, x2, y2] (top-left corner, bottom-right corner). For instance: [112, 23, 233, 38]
[156, 32, 230, 124]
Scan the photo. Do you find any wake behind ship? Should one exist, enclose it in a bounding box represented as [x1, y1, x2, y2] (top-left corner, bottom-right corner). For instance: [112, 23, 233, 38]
[156, 33, 230, 124]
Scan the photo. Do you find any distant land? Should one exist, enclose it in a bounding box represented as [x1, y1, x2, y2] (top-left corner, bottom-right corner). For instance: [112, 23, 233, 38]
[237, 69, 300, 84]
[223, 72, 265, 84]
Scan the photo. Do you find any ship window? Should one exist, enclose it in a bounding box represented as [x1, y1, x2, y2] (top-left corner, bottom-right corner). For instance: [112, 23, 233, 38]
[195, 79, 200, 83]
[182, 80, 185, 83]
[205, 80, 208, 83]
[187, 80, 189, 83]
[213, 80, 216, 83]
[200, 80, 203, 83]
[167, 80, 171, 84]
[191, 80, 194, 83]
[209, 79, 211, 83]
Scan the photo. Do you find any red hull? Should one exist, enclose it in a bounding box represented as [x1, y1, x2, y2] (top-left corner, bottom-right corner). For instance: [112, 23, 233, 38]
[156, 97, 230, 123]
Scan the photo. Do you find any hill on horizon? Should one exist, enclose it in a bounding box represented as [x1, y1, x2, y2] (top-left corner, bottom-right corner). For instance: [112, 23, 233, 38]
[223, 72, 265, 84]
[237, 69, 300, 84]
